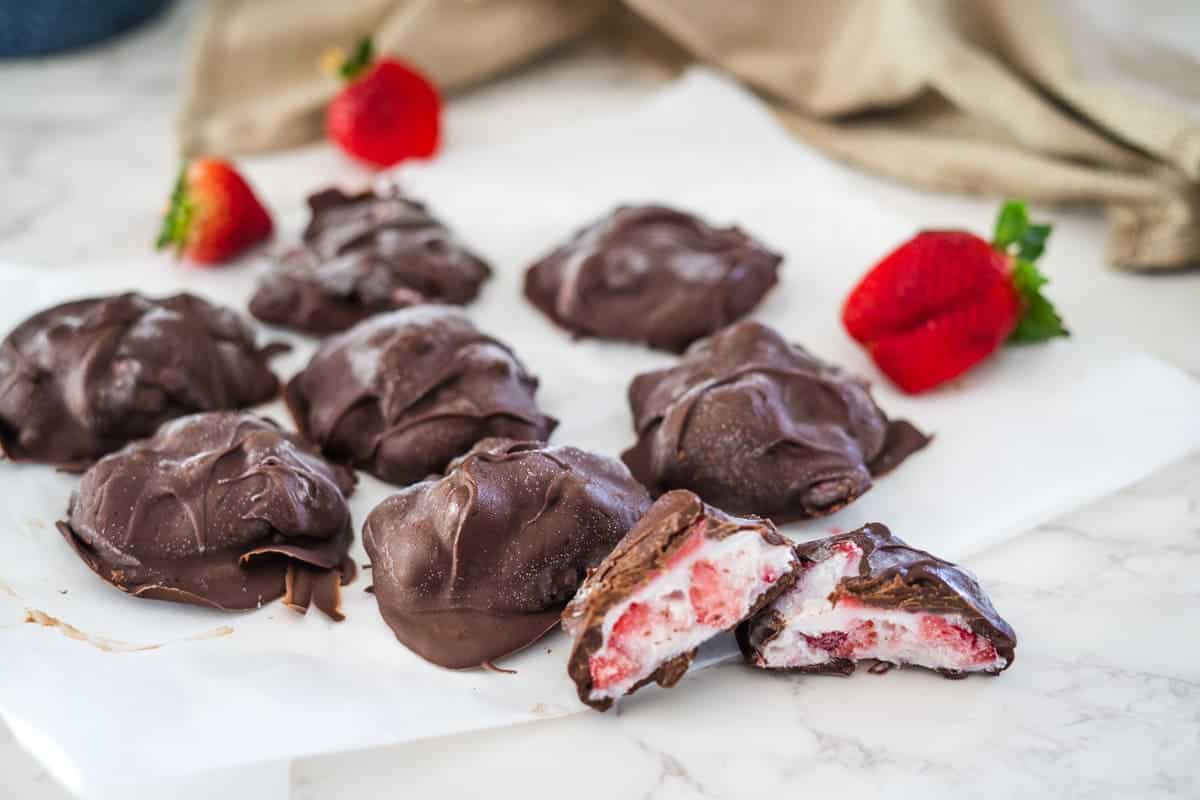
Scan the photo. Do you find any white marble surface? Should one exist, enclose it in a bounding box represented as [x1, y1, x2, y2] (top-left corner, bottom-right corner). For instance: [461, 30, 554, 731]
[2, 2, 1200, 798]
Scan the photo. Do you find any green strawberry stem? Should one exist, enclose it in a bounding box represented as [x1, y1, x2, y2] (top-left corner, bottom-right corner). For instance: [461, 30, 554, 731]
[155, 165, 192, 255]
[991, 200, 1068, 342]
[339, 37, 375, 81]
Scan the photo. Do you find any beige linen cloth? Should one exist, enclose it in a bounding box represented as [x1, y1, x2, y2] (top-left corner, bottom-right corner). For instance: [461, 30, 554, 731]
[179, 0, 1200, 270]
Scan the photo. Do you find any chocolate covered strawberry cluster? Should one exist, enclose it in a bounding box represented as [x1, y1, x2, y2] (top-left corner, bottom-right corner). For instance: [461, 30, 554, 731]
[250, 185, 491, 334]
[623, 320, 929, 522]
[738, 524, 1016, 677]
[0, 292, 282, 469]
[563, 491, 800, 710]
[525, 205, 781, 353]
[58, 412, 357, 620]
[363, 438, 651, 668]
[286, 307, 556, 486]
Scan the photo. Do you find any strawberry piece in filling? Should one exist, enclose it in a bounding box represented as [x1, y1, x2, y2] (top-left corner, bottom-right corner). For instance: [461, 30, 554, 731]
[588, 522, 797, 698]
[756, 542, 1006, 673]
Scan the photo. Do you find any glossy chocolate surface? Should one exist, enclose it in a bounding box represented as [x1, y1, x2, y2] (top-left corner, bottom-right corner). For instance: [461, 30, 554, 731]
[286, 307, 556, 486]
[0, 292, 281, 469]
[250, 186, 491, 334]
[525, 205, 781, 352]
[622, 320, 928, 522]
[58, 412, 357, 620]
[363, 438, 651, 669]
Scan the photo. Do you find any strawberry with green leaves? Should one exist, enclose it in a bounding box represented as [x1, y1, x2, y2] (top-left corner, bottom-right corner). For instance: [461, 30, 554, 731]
[326, 38, 441, 168]
[842, 200, 1067, 394]
[156, 158, 273, 265]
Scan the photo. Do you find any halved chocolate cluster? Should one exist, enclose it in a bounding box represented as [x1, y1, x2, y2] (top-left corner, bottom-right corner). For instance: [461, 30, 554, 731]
[563, 503, 1016, 710]
[563, 490, 801, 710]
[738, 523, 1016, 677]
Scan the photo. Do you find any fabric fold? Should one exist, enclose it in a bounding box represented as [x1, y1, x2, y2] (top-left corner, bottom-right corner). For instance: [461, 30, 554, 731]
[178, 0, 1200, 270]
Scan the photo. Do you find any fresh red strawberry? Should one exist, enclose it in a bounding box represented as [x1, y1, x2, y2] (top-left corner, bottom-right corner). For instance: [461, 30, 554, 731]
[326, 38, 440, 168]
[155, 158, 273, 265]
[842, 201, 1067, 393]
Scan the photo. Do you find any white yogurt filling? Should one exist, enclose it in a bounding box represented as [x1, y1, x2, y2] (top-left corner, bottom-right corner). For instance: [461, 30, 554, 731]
[588, 528, 796, 702]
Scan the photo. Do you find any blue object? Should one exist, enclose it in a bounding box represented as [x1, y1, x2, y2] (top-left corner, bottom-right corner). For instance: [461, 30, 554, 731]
[0, 0, 171, 58]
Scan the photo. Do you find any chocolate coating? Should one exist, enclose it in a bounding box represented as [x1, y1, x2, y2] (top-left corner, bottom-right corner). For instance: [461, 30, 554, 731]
[737, 523, 1017, 675]
[0, 292, 281, 469]
[563, 490, 799, 711]
[57, 412, 357, 620]
[249, 186, 491, 334]
[622, 320, 929, 523]
[524, 205, 781, 352]
[362, 438, 652, 669]
[285, 307, 557, 486]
